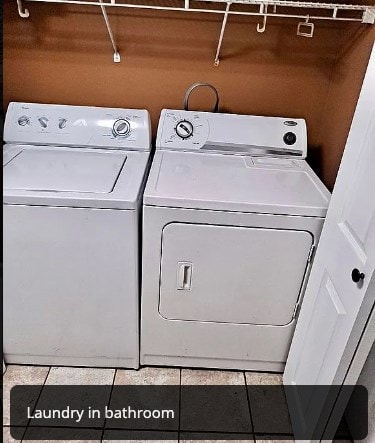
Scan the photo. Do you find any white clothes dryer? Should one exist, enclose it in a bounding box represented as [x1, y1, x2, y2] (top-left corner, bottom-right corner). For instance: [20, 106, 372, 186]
[3, 102, 151, 368]
[140, 109, 330, 372]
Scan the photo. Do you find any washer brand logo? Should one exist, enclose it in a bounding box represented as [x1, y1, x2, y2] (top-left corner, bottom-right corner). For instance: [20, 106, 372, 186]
[284, 121, 298, 126]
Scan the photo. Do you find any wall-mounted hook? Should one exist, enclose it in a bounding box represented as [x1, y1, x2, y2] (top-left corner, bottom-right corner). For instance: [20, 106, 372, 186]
[257, 4, 268, 33]
[297, 15, 315, 37]
[17, 0, 30, 18]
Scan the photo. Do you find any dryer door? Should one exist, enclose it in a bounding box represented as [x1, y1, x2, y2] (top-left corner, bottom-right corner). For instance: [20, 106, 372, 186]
[159, 223, 313, 326]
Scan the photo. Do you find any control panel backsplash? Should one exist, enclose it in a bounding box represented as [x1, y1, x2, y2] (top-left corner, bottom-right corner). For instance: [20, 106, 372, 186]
[4, 102, 151, 150]
[157, 109, 307, 158]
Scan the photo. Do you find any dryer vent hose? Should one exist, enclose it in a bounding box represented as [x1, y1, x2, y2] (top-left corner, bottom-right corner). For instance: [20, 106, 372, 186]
[183, 83, 219, 113]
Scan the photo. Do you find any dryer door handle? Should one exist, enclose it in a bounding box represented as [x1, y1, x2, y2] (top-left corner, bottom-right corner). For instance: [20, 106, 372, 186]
[177, 262, 193, 290]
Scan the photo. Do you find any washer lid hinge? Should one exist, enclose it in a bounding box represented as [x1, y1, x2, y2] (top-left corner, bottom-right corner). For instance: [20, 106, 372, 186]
[307, 244, 316, 263]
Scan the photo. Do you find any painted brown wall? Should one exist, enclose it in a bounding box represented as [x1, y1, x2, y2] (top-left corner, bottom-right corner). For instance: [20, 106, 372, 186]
[317, 27, 375, 189]
[3, 0, 374, 188]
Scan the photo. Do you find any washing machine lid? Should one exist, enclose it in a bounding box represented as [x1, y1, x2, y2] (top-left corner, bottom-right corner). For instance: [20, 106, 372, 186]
[3, 144, 150, 209]
[4, 148, 126, 193]
[144, 151, 330, 217]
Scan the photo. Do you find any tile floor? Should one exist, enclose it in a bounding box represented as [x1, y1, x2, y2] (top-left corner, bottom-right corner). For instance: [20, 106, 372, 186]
[3, 365, 352, 443]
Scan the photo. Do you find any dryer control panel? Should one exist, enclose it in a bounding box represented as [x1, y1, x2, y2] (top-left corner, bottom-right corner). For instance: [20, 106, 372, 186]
[157, 109, 307, 158]
[4, 102, 151, 150]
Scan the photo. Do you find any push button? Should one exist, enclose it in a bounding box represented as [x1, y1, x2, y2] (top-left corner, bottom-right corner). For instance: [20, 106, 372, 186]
[283, 132, 297, 145]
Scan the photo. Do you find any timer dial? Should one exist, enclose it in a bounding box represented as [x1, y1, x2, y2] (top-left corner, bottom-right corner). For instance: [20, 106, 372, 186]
[18, 115, 30, 126]
[175, 120, 194, 139]
[113, 119, 131, 137]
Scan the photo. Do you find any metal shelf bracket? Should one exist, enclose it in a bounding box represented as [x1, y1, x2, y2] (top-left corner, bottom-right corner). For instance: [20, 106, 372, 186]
[99, 0, 121, 62]
[362, 8, 375, 24]
[214, 1, 232, 66]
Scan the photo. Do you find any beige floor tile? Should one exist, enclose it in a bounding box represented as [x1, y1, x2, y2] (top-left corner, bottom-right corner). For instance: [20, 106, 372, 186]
[256, 438, 348, 442]
[245, 372, 283, 385]
[103, 441, 178, 443]
[3, 426, 25, 443]
[3, 365, 49, 426]
[102, 429, 178, 442]
[114, 366, 180, 385]
[3, 365, 49, 386]
[22, 438, 100, 442]
[22, 426, 101, 442]
[256, 440, 293, 443]
[181, 369, 244, 385]
[181, 440, 253, 443]
[103, 440, 178, 443]
[31, 369, 113, 430]
[45, 366, 114, 385]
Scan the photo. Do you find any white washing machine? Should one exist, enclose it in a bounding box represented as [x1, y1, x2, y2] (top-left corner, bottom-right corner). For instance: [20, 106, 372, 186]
[140, 109, 330, 372]
[3, 102, 151, 368]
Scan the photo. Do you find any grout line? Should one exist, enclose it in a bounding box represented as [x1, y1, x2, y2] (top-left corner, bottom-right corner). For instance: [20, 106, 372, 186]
[21, 366, 52, 442]
[5, 425, 27, 443]
[254, 432, 298, 441]
[21, 425, 106, 429]
[43, 366, 52, 386]
[177, 368, 182, 442]
[100, 368, 118, 441]
[243, 371, 257, 443]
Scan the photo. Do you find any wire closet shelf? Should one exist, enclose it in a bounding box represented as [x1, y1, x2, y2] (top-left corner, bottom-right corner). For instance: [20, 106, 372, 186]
[16, 0, 375, 64]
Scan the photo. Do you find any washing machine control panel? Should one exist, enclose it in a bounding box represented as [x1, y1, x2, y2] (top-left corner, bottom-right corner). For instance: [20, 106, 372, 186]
[157, 109, 307, 158]
[5, 102, 151, 150]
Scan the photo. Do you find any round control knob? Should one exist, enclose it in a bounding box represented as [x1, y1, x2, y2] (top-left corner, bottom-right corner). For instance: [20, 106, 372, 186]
[38, 117, 49, 128]
[113, 119, 131, 137]
[283, 132, 297, 145]
[18, 115, 30, 126]
[175, 120, 194, 139]
[59, 118, 67, 129]
[351, 268, 365, 283]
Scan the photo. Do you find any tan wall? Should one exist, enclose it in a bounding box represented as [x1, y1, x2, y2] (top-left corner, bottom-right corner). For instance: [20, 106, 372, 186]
[317, 27, 375, 189]
[3, 0, 374, 189]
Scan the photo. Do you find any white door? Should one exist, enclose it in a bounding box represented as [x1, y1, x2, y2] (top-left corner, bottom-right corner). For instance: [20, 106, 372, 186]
[283, 43, 375, 442]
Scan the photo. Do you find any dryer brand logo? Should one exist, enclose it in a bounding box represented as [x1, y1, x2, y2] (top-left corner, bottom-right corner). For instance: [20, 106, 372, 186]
[283, 121, 298, 126]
